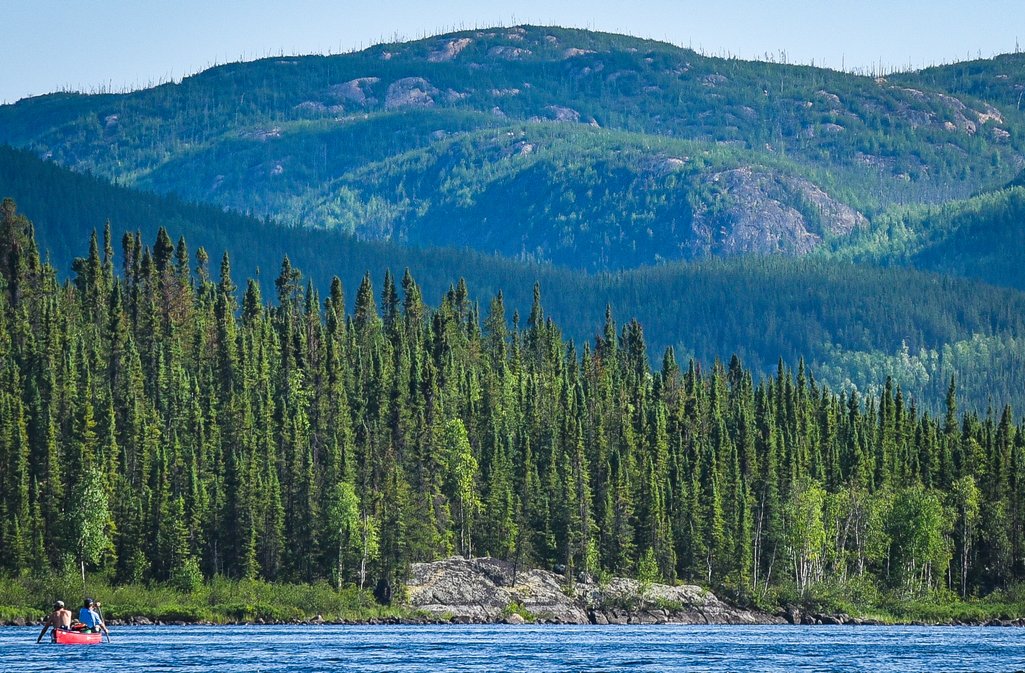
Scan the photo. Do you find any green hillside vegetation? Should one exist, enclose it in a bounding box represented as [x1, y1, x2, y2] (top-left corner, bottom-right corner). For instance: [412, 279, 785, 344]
[1, 201, 1023, 617]
[832, 185, 1025, 291]
[299, 123, 868, 268]
[893, 52, 1025, 111]
[1, 27, 1022, 270]
[5, 148, 1025, 412]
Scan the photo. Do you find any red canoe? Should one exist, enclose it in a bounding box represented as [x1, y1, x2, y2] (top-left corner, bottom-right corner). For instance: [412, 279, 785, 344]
[53, 629, 103, 645]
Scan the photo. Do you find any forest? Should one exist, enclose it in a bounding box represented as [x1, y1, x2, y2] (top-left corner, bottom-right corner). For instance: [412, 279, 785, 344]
[1, 199, 1022, 610]
[5, 145, 1025, 415]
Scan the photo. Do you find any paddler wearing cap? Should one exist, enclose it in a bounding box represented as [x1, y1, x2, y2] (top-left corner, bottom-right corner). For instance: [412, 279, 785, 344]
[36, 600, 72, 643]
[78, 598, 109, 636]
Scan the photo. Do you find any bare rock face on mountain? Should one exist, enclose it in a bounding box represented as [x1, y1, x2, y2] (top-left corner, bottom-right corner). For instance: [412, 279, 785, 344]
[405, 556, 781, 624]
[544, 105, 581, 123]
[690, 167, 867, 257]
[488, 46, 532, 60]
[329, 77, 380, 106]
[428, 37, 473, 63]
[385, 77, 438, 110]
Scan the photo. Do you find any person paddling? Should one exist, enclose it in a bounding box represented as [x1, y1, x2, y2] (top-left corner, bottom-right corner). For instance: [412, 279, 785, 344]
[36, 600, 73, 643]
[78, 598, 109, 637]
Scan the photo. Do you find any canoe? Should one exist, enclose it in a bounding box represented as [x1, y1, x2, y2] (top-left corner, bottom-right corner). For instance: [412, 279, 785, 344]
[53, 629, 102, 645]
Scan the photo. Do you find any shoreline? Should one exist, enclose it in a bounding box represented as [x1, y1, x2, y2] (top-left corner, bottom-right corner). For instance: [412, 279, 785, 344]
[5, 558, 1023, 630]
[6, 609, 1025, 628]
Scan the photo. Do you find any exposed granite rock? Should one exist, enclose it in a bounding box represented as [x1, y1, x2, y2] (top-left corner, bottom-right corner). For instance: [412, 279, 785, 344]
[562, 47, 595, 59]
[489, 46, 532, 60]
[545, 105, 581, 123]
[329, 77, 380, 107]
[406, 556, 783, 625]
[579, 577, 778, 624]
[428, 37, 473, 63]
[385, 78, 438, 110]
[815, 90, 841, 108]
[690, 167, 867, 257]
[782, 174, 867, 237]
[701, 74, 728, 87]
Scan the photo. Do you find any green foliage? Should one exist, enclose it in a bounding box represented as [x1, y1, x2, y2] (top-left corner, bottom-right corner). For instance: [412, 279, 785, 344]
[71, 467, 114, 580]
[781, 479, 827, 593]
[0, 198, 1023, 613]
[326, 481, 379, 589]
[444, 419, 480, 558]
[501, 601, 536, 623]
[0, 573, 408, 623]
[2, 27, 1022, 272]
[884, 488, 951, 594]
[6, 149, 1025, 413]
[833, 186, 1025, 291]
[637, 548, 661, 592]
[949, 476, 981, 597]
[170, 558, 204, 594]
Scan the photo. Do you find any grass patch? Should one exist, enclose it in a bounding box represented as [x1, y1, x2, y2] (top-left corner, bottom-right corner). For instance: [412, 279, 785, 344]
[754, 577, 1025, 623]
[0, 571, 415, 624]
[501, 602, 536, 623]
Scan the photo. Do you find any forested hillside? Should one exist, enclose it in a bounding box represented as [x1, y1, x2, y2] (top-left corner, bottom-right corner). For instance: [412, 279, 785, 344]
[5, 148, 1025, 412]
[893, 52, 1025, 111]
[833, 185, 1025, 291]
[1, 200, 1022, 604]
[2, 26, 1022, 270]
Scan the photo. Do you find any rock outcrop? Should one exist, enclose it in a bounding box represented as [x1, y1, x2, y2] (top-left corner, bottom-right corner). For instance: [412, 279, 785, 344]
[406, 556, 783, 624]
[428, 38, 473, 63]
[328, 77, 380, 107]
[385, 77, 438, 110]
[690, 167, 867, 257]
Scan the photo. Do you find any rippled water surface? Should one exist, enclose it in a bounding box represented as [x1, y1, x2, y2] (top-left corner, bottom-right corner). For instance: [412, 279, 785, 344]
[3, 625, 1024, 672]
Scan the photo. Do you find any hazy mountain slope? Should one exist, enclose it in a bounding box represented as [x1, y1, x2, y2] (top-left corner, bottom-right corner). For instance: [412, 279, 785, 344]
[1, 26, 1021, 270]
[294, 123, 866, 268]
[832, 185, 1025, 290]
[5, 146, 1025, 411]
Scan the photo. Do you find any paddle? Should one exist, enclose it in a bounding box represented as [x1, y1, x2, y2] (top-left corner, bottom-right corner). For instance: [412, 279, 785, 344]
[95, 603, 111, 643]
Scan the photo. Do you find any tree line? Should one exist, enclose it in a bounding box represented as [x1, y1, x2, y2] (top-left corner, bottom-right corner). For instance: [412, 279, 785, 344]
[0, 198, 1022, 601]
[8, 143, 1025, 415]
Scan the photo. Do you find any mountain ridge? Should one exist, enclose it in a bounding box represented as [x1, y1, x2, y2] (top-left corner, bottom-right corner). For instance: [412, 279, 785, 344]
[2, 25, 1021, 270]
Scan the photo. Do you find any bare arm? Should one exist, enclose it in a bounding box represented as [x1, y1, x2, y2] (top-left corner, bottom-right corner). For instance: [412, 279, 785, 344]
[36, 616, 51, 643]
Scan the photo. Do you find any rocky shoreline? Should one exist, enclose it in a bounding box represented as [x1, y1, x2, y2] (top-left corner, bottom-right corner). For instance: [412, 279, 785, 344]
[4, 557, 1024, 627]
[403, 556, 1025, 628]
[406, 556, 778, 625]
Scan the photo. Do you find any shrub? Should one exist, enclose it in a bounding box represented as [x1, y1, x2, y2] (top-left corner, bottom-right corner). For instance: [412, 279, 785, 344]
[170, 558, 203, 594]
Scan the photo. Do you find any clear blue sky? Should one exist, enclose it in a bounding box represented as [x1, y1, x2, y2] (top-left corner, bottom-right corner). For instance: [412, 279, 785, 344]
[3, 0, 1022, 103]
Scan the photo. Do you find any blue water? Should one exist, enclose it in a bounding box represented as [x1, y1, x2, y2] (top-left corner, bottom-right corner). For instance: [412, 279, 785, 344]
[2, 625, 1024, 672]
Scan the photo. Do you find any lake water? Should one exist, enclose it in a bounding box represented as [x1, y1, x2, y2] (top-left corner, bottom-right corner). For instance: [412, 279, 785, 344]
[2, 624, 1024, 672]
